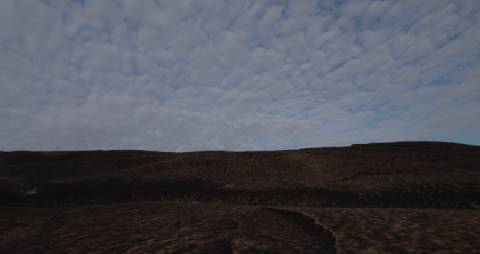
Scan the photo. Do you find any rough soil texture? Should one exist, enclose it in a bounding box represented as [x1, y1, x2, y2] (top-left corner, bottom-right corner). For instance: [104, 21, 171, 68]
[1, 141, 479, 253]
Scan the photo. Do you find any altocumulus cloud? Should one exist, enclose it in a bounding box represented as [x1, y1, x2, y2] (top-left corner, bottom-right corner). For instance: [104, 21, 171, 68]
[0, 0, 479, 151]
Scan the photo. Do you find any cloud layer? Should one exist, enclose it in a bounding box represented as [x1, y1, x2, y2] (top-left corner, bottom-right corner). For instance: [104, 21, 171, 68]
[1, 0, 479, 151]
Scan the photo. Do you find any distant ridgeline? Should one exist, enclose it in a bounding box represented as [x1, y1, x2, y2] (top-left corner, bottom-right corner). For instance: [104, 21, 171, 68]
[1, 142, 479, 208]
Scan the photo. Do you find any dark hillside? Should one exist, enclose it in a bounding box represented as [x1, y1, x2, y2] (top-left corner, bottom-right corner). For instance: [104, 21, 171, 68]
[2, 142, 480, 253]
[1, 142, 479, 208]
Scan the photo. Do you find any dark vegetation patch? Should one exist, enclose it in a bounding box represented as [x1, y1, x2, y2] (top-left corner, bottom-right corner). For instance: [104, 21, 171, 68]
[1, 142, 479, 208]
[2, 176, 478, 208]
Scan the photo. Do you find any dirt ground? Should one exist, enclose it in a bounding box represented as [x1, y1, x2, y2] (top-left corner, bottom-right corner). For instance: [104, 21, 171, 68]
[1, 142, 479, 253]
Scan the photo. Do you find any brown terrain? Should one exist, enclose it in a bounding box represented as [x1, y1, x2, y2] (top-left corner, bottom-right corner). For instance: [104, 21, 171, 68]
[1, 141, 479, 253]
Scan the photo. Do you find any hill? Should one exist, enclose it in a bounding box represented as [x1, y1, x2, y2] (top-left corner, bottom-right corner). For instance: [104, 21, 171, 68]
[1, 141, 479, 208]
[1, 141, 479, 253]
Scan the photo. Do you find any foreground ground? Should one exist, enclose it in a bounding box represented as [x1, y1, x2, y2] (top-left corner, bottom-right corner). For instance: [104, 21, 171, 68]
[1, 142, 479, 253]
[1, 202, 479, 253]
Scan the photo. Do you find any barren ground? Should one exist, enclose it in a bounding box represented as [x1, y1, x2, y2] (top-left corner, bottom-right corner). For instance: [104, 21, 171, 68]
[1, 142, 479, 253]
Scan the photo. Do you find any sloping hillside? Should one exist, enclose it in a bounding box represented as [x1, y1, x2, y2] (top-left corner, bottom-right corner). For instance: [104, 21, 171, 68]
[1, 142, 479, 207]
[1, 142, 479, 253]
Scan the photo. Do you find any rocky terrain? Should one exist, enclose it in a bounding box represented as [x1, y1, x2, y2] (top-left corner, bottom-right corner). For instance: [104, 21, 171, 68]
[1, 141, 479, 253]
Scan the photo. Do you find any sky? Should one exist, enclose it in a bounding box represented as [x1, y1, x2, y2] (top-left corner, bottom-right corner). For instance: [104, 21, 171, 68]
[1, 0, 479, 151]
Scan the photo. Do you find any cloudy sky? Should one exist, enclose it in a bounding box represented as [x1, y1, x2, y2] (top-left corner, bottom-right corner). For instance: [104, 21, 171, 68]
[1, 0, 479, 151]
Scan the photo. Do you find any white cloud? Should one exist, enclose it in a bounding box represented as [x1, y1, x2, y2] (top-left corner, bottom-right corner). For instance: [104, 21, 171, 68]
[1, 0, 479, 151]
